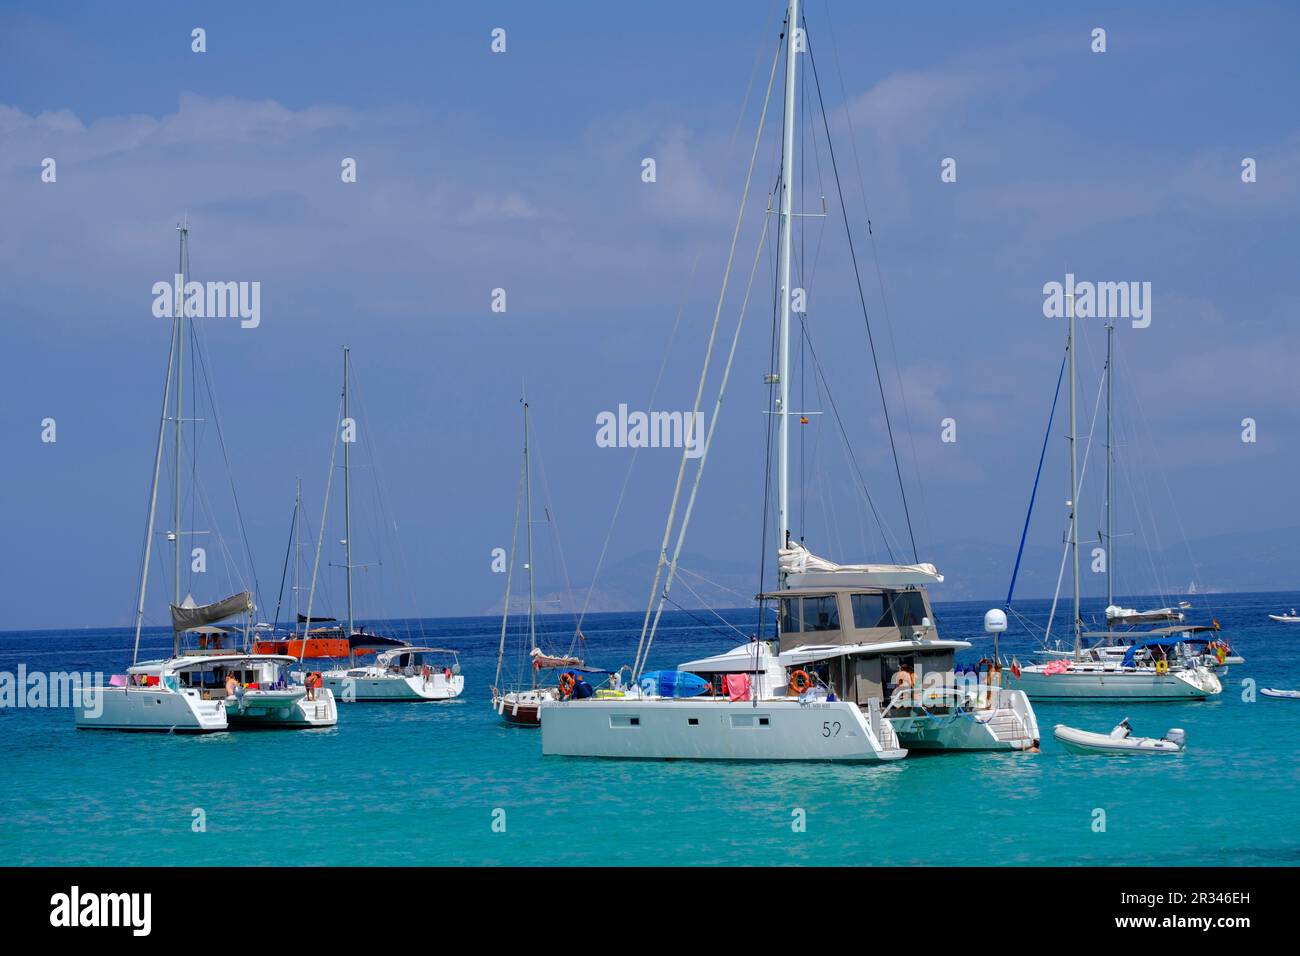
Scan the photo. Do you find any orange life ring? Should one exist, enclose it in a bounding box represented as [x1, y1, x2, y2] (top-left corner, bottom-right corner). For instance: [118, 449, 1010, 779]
[789, 669, 812, 694]
[559, 673, 576, 698]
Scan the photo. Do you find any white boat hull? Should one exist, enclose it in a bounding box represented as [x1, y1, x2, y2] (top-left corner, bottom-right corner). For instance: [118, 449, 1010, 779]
[889, 688, 1040, 751]
[226, 688, 337, 727]
[74, 686, 228, 733]
[1053, 724, 1184, 754]
[1006, 666, 1220, 700]
[1261, 688, 1300, 699]
[323, 671, 464, 701]
[539, 696, 905, 762]
[1268, 615, 1300, 623]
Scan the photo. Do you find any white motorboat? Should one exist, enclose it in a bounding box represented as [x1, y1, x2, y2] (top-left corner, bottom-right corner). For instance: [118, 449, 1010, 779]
[324, 647, 464, 702]
[1261, 688, 1300, 700]
[1268, 610, 1300, 623]
[1053, 719, 1185, 755]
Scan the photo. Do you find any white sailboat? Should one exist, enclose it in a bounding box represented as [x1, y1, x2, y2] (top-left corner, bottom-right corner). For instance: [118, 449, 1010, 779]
[315, 347, 464, 703]
[492, 399, 576, 725]
[1003, 319, 1221, 701]
[76, 223, 336, 731]
[541, 0, 1037, 760]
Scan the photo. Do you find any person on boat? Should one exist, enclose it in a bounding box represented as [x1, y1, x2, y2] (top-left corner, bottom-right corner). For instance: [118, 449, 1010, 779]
[572, 674, 595, 700]
[892, 664, 915, 694]
[225, 672, 242, 701]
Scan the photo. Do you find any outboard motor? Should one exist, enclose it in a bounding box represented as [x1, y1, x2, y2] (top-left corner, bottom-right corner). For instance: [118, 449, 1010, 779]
[1164, 728, 1186, 748]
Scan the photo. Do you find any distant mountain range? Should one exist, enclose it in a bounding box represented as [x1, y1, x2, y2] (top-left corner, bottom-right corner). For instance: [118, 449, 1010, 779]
[488, 525, 1300, 615]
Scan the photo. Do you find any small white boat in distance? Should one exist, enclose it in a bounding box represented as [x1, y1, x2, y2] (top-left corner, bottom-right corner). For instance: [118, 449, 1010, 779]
[1268, 609, 1300, 623]
[1053, 718, 1185, 755]
[1261, 688, 1300, 699]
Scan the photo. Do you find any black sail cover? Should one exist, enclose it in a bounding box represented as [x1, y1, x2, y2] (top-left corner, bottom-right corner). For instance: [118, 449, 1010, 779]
[170, 592, 253, 632]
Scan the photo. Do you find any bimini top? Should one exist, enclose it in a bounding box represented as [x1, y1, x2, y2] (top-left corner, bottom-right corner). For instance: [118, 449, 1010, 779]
[777, 542, 942, 590]
[678, 641, 778, 674]
[779, 639, 970, 667]
[374, 646, 460, 665]
[1120, 635, 1191, 667]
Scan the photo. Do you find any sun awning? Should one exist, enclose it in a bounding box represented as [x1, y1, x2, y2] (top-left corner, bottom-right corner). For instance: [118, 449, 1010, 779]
[170, 592, 252, 632]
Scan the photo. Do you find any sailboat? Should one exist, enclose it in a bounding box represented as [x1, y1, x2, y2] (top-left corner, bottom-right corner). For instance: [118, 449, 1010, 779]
[491, 399, 598, 726]
[1027, 324, 1241, 673]
[76, 223, 337, 731]
[540, 0, 1037, 760]
[1002, 318, 1221, 701]
[314, 347, 464, 702]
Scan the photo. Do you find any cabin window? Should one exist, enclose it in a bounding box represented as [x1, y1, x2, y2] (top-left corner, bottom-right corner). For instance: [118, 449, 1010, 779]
[801, 595, 839, 632]
[888, 591, 927, 628]
[688, 718, 699, 726]
[851, 593, 891, 628]
[779, 599, 797, 634]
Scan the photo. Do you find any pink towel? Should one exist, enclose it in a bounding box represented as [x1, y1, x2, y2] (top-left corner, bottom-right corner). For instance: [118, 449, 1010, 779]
[108, 674, 127, 687]
[724, 673, 751, 702]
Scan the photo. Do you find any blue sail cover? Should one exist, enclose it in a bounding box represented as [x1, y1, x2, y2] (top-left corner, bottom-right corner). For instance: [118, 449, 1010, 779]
[640, 670, 709, 698]
[1121, 635, 1187, 667]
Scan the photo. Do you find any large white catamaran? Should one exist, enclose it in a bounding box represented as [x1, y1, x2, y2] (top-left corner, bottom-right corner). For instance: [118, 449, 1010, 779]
[76, 224, 337, 731]
[540, 0, 1039, 760]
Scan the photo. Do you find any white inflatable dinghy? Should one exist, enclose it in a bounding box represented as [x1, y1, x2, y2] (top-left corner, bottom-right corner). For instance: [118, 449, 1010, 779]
[1053, 718, 1185, 755]
[1261, 688, 1300, 699]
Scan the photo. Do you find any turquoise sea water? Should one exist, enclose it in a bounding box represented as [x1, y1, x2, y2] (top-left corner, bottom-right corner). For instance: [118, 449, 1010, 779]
[2, 592, 1298, 867]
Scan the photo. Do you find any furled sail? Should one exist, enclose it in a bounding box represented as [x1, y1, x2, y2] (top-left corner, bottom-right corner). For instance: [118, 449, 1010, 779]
[530, 647, 584, 670]
[170, 592, 253, 632]
[1105, 605, 1185, 625]
[779, 541, 943, 588]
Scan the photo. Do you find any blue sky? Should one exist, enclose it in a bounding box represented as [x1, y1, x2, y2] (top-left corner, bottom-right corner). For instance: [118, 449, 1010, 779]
[2, 1, 1298, 630]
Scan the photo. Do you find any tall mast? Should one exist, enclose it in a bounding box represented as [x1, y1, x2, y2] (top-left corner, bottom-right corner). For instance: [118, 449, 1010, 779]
[342, 346, 355, 642]
[1104, 320, 1114, 610]
[173, 223, 187, 614]
[132, 241, 182, 665]
[775, 0, 800, 553]
[522, 396, 537, 688]
[294, 477, 302, 624]
[1067, 292, 1081, 653]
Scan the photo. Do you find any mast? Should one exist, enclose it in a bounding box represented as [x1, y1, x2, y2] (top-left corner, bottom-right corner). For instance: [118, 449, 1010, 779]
[493, 413, 527, 694]
[132, 246, 182, 665]
[775, 0, 799, 553]
[173, 223, 187, 616]
[522, 396, 537, 688]
[342, 346, 355, 643]
[1067, 292, 1081, 654]
[1104, 320, 1114, 610]
[294, 477, 302, 625]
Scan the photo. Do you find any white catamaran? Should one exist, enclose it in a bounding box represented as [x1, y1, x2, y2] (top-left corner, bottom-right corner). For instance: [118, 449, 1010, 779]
[76, 224, 336, 731]
[540, 0, 1038, 760]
